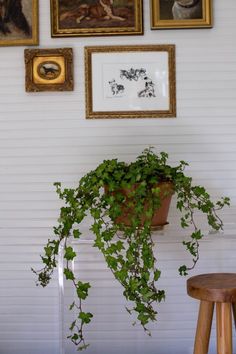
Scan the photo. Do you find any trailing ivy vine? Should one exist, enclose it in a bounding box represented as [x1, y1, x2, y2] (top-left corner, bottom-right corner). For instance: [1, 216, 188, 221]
[32, 148, 230, 351]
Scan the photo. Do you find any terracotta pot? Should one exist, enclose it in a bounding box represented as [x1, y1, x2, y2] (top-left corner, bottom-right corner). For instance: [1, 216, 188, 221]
[105, 182, 174, 229]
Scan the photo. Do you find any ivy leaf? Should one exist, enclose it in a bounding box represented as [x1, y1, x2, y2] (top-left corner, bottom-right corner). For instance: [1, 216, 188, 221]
[179, 265, 188, 276]
[76, 281, 91, 300]
[73, 229, 81, 239]
[78, 344, 90, 351]
[137, 313, 150, 326]
[93, 238, 104, 249]
[154, 270, 161, 281]
[106, 255, 118, 270]
[71, 333, 79, 341]
[64, 268, 75, 280]
[79, 312, 93, 324]
[191, 230, 203, 240]
[69, 301, 75, 311]
[69, 320, 76, 331]
[64, 247, 77, 261]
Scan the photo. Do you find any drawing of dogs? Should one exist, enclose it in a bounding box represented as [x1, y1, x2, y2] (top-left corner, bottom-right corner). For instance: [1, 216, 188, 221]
[109, 79, 124, 96]
[0, 0, 30, 36]
[60, 0, 125, 24]
[172, 0, 202, 20]
[138, 80, 156, 98]
[120, 68, 146, 81]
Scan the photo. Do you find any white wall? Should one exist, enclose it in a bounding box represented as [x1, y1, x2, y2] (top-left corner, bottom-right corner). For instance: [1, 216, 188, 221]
[0, 1, 236, 354]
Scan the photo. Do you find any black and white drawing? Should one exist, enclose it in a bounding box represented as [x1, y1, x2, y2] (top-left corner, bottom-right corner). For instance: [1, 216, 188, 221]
[138, 80, 156, 98]
[108, 79, 125, 96]
[108, 67, 156, 98]
[120, 67, 146, 81]
[87, 45, 175, 118]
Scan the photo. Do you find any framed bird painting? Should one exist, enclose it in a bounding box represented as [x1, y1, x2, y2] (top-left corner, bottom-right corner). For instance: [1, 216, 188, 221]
[0, 0, 38, 46]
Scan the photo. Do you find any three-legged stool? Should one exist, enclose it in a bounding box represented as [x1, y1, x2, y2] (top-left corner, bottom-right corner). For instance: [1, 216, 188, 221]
[187, 273, 236, 354]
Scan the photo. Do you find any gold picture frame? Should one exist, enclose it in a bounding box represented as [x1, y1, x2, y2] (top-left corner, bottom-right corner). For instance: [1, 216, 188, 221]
[151, 0, 212, 29]
[0, 0, 39, 46]
[85, 45, 176, 119]
[24, 48, 73, 92]
[50, 0, 143, 37]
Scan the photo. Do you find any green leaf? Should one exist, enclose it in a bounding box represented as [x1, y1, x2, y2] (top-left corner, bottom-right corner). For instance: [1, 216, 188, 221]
[71, 333, 79, 341]
[69, 320, 76, 331]
[79, 312, 93, 324]
[91, 208, 101, 219]
[179, 265, 188, 276]
[64, 247, 77, 261]
[106, 255, 118, 270]
[191, 230, 203, 240]
[154, 270, 161, 281]
[64, 268, 75, 280]
[93, 238, 104, 249]
[73, 229, 82, 239]
[69, 301, 75, 310]
[76, 281, 91, 300]
[78, 344, 90, 351]
[137, 313, 150, 326]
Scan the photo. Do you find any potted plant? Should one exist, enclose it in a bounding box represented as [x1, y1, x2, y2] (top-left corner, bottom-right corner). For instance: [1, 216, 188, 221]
[32, 148, 230, 351]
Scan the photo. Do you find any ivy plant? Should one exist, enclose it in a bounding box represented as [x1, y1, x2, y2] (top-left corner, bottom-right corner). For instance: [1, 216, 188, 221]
[32, 148, 230, 351]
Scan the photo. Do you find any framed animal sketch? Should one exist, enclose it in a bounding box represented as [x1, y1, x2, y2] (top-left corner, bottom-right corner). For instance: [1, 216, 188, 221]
[0, 0, 38, 46]
[151, 0, 212, 29]
[85, 45, 176, 119]
[24, 48, 73, 92]
[50, 0, 143, 37]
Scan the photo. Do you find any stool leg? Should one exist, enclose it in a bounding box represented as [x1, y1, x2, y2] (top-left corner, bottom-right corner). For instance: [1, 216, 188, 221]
[232, 303, 236, 330]
[216, 302, 232, 354]
[193, 300, 214, 354]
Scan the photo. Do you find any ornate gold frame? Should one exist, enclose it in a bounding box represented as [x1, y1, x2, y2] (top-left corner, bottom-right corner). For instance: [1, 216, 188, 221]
[24, 48, 73, 92]
[50, 0, 143, 37]
[85, 45, 176, 119]
[0, 0, 39, 46]
[151, 0, 212, 29]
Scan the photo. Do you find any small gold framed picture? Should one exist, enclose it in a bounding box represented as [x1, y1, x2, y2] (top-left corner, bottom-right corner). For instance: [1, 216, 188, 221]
[85, 45, 176, 119]
[50, 0, 143, 37]
[0, 0, 39, 46]
[151, 0, 212, 29]
[24, 48, 73, 92]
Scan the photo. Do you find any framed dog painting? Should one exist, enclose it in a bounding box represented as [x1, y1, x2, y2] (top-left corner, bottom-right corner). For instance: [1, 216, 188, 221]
[24, 48, 73, 92]
[0, 0, 38, 46]
[50, 0, 143, 37]
[85, 45, 176, 119]
[151, 0, 212, 29]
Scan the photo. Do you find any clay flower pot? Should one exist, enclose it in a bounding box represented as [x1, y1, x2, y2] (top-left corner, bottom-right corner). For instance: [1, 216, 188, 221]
[106, 182, 174, 229]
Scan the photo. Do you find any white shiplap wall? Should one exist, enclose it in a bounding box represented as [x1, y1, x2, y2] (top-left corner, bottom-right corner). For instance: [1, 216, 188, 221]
[0, 1, 236, 354]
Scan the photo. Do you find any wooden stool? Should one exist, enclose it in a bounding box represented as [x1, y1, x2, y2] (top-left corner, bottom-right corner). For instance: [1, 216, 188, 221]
[187, 273, 236, 354]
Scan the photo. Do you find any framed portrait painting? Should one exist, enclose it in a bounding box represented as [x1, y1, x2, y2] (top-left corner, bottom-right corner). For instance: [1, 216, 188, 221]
[0, 0, 38, 46]
[151, 0, 212, 29]
[85, 45, 176, 119]
[50, 0, 143, 37]
[24, 48, 73, 92]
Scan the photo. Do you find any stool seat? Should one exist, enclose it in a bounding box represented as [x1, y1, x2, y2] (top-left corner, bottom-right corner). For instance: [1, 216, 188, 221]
[187, 273, 236, 354]
[187, 273, 236, 303]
